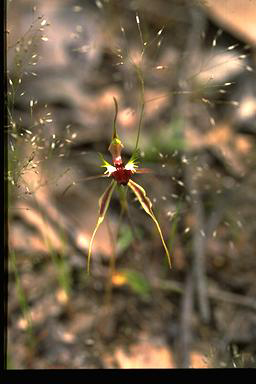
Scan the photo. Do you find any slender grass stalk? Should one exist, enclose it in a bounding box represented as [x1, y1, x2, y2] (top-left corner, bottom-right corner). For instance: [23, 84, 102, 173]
[44, 230, 71, 299]
[32, 195, 71, 298]
[9, 250, 35, 349]
[168, 201, 182, 252]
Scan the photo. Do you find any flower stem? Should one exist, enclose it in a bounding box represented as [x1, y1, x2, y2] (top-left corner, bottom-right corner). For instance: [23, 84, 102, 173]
[134, 63, 145, 151]
[112, 96, 118, 140]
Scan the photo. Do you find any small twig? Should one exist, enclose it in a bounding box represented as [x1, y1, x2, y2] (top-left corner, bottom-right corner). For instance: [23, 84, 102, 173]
[179, 271, 194, 368]
[152, 278, 256, 311]
[208, 287, 256, 311]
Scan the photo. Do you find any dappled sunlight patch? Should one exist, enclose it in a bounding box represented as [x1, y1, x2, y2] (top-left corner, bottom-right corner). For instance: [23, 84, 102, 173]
[118, 107, 136, 130]
[103, 336, 175, 368]
[9, 222, 49, 254]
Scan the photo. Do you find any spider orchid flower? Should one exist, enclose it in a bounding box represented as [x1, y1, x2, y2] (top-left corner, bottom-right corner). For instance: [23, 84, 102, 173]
[87, 98, 171, 273]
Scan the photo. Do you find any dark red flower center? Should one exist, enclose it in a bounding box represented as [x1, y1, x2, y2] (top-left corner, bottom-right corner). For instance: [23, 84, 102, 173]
[112, 165, 132, 185]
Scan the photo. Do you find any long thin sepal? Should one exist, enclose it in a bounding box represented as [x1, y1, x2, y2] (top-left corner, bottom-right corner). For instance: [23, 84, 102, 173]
[134, 168, 153, 174]
[62, 174, 108, 197]
[127, 179, 171, 268]
[87, 180, 117, 274]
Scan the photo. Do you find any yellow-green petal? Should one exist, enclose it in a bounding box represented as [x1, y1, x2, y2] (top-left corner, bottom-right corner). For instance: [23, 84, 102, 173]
[127, 179, 171, 269]
[87, 180, 117, 274]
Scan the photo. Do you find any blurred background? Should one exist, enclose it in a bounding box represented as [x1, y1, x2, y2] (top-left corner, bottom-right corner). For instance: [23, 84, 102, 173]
[7, 0, 256, 368]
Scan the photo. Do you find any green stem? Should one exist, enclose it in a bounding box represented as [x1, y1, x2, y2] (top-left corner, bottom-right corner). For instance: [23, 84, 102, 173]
[104, 188, 127, 305]
[112, 96, 118, 139]
[118, 184, 129, 214]
[134, 64, 145, 151]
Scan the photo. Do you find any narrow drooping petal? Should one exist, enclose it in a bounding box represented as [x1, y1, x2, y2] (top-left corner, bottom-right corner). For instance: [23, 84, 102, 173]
[87, 180, 117, 273]
[127, 179, 171, 269]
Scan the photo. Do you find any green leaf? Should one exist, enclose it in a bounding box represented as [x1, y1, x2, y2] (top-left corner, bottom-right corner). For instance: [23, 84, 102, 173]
[127, 179, 172, 269]
[122, 269, 151, 299]
[87, 180, 117, 274]
[117, 224, 134, 253]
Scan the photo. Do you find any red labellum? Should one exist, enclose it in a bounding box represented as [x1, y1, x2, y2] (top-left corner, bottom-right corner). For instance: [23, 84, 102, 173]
[112, 165, 132, 185]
